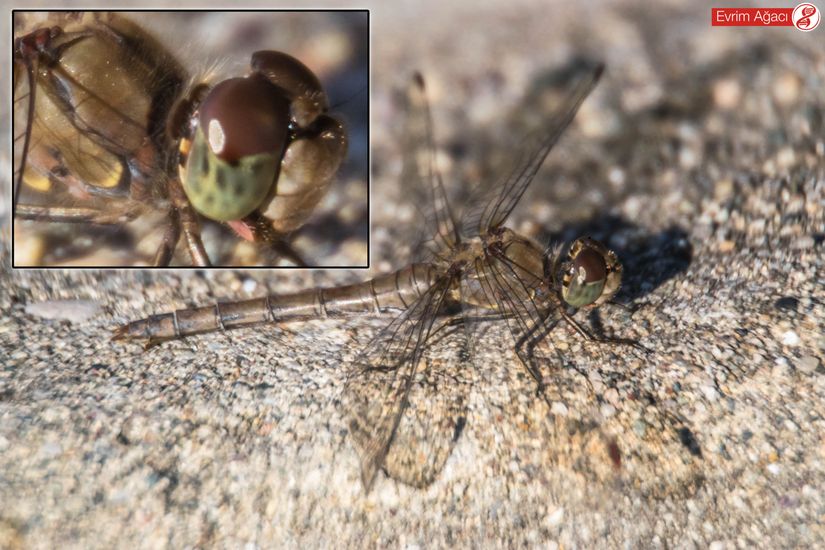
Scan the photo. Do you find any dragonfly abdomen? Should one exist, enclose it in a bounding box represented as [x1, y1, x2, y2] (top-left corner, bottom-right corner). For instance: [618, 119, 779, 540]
[113, 263, 437, 347]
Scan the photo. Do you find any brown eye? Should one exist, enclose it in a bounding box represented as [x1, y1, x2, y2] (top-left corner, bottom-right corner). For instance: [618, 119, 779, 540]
[571, 248, 607, 284]
[198, 74, 290, 163]
[182, 74, 291, 222]
[560, 239, 620, 308]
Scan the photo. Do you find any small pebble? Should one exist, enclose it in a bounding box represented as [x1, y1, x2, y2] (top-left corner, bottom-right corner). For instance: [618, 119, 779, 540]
[781, 331, 799, 346]
[773, 72, 800, 105]
[545, 507, 564, 528]
[714, 178, 734, 201]
[242, 278, 258, 294]
[679, 147, 698, 169]
[25, 299, 100, 323]
[700, 385, 720, 401]
[775, 147, 795, 169]
[773, 296, 799, 311]
[797, 355, 820, 374]
[713, 78, 741, 109]
[608, 167, 626, 187]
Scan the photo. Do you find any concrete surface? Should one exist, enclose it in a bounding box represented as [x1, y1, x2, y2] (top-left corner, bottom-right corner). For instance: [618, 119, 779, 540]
[2, 0, 824, 548]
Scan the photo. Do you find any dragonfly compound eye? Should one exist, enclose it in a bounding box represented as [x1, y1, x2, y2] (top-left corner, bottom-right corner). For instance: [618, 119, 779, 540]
[182, 74, 291, 222]
[562, 247, 607, 307]
[561, 237, 623, 308]
[250, 50, 329, 128]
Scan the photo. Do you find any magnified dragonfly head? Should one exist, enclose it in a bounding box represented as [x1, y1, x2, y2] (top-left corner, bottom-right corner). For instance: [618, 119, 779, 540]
[554, 237, 622, 308]
[180, 50, 332, 223]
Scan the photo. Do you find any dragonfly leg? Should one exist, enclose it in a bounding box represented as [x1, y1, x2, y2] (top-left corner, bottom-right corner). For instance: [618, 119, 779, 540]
[152, 209, 181, 266]
[231, 211, 308, 266]
[264, 239, 308, 267]
[513, 322, 555, 394]
[445, 311, 509, 328]
[605, 299, 634, 312]
[560, 309, 650, 353]
[423, 311, 508, 351]
[167, 177, 211, 266]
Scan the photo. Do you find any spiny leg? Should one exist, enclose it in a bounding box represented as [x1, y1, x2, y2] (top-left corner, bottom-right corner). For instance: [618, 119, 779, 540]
[560, 308, 650, 353]
[264, 240, 308, 267]
[167, 176, 210, 266]
[237, 211, 308, 266]
[513, 316, 559, 394]
[152, 208, 181, 266]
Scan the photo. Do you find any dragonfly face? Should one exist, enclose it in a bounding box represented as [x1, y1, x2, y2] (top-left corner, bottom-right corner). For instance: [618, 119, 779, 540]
[12, 12, 352, 266]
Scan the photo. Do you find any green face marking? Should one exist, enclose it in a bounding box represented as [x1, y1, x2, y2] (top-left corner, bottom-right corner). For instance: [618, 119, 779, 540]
[560, 245, 610, 308]
[182, 126, 280, 222]
[562, 276, 606, 308]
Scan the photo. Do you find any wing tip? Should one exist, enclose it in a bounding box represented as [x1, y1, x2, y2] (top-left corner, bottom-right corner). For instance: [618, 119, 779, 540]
[359, 457, 380, 493]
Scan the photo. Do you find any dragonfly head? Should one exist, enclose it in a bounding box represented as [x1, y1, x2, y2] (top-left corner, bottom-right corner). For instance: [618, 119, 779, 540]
[180, 51, 332, 223]
[552, 237, 622, 308]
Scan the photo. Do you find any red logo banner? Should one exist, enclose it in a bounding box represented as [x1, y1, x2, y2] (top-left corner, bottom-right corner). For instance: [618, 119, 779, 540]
[712, 3, 821, 30]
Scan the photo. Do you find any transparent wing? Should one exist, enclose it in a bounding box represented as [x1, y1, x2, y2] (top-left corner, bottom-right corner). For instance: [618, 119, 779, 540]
[13, 49, 149, 264]
[12, 39, 35, 219]
[343, 274, 472, 490]
[459, 62, 604, 236]
[396, 74, 461, 263]
[15, 23, 163, 205]
[464, 251, 703, 501]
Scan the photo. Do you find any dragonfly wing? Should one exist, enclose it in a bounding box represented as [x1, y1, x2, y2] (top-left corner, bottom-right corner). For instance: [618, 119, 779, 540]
[397, 74, 461, 264]
[13, 14, 183, 265]
[343, 274, 471, 490]
[459, 62, 604, 236]
[465, 252, 703, 501]
[12, 38, 35, 218]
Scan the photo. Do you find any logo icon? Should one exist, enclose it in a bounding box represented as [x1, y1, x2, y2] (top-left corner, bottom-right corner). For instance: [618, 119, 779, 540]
[793, 3, 821, 31]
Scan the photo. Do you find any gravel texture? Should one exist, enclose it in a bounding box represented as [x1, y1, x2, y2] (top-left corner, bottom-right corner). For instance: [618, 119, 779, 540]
[2, 1, 824, 548]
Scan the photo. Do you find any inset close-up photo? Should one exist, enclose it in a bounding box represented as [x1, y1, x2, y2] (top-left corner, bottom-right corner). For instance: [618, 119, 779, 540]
[1, 2, 824, 549]
[12, 11, 368, 267]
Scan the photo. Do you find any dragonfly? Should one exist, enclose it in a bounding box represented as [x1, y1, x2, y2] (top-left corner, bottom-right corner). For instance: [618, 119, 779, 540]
[12, 12, 351, 267]
[115, 63, 702, 494]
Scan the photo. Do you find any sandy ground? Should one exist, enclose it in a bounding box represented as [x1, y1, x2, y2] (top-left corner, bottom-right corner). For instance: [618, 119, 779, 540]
[2, 0, 824, 548]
